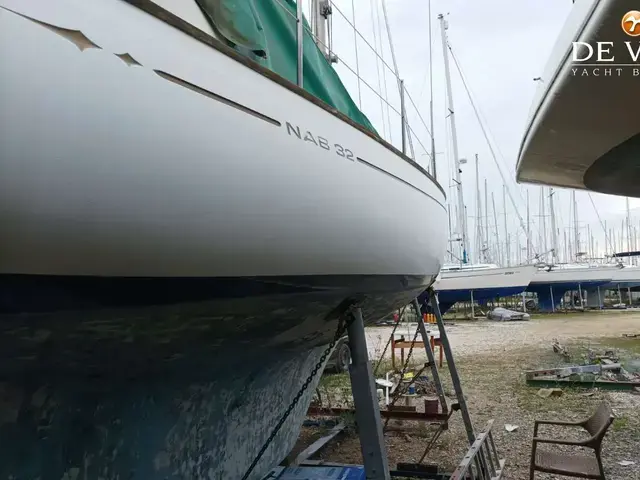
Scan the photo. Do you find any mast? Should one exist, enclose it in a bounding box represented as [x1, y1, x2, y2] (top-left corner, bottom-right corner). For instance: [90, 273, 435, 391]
[572, 190, 579, 259]
[621, 220, 624, 255]
[604, 220, 608, 257]
[626, 197, 632, 265]
[564, 230, 568, 263]
[541, 187, 547, 255]
[447, 204, 453, 263]
[492, 192, 501, 266]
[526, 190, 531, 261]
[475, 154, 483, 262]
[503, 185, 508, 266]
[439, 13, 467, 263]
[428, 0, 437, 178]
[549, 187, 558, 262]
[484, 179, 489, 261]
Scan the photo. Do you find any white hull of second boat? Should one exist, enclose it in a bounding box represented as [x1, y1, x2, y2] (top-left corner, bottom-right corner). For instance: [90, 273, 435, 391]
[0, 0, 447, 279]
[429, 265, 537, 311]
[435, 265, 537, 292]
[531, 265, 617, 285]
[517, 0, 640, 197]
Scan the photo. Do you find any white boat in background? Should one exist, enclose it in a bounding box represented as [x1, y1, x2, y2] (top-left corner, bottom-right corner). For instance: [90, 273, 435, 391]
[517, 0, 640, 198]
[429, 264, 537, 312]
[0, 0, 447, 478]
[611, 265, 640, 286]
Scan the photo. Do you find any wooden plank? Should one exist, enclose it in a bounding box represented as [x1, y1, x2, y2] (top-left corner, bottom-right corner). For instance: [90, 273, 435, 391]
[294, 423, 345, 465]
[526, 378, 640, 391]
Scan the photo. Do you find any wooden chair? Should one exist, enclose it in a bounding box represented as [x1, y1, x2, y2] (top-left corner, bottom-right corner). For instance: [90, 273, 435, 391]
[529, 402, 614, 479]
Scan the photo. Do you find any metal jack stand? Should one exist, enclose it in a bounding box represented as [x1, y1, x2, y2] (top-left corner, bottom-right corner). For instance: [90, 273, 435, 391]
[428, 289, 503, 478]
[347, 307, 391, 480]
[412, 299, 448, 414]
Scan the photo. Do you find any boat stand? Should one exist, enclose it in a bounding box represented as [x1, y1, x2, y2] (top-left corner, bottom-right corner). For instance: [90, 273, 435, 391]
[337, 291, 503, 479]
[347, 307, 391, 480]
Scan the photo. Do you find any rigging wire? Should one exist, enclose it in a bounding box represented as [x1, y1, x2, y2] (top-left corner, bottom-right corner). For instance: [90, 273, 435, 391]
[369, 0, 387, 140]
[374, 0, 393, 142]
[380, 0, 415, 158]
[350, 0, 362, 109]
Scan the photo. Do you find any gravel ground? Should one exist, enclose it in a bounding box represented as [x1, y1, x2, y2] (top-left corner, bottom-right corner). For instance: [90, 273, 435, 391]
[300, 310, 640, 480]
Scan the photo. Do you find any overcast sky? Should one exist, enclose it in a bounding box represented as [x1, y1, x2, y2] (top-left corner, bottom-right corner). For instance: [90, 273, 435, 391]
[314, 0, 640, 264]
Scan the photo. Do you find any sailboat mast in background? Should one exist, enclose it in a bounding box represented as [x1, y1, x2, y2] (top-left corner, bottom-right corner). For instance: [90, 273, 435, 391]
[439, 13, 467, 263]
[475, 154, 483, 262]
[572, 190, 580, 258]
[549, 187, 558, 262]
[502, 185, 508, 266]
[626, 197, 632, 265]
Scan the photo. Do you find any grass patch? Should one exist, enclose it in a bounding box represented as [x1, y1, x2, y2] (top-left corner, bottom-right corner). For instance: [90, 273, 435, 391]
[612, 416, 630, 431]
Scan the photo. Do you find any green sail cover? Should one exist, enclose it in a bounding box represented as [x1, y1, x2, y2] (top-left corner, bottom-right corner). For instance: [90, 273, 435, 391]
[195, 0, 376, 132]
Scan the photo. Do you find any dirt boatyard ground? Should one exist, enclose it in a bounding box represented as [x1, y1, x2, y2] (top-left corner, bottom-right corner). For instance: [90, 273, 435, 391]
[300, 310, 640, 480]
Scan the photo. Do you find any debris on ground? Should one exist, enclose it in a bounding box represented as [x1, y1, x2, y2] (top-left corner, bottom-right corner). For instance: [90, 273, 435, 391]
[526, 342, 640, 391]
[536, 388, 563, 398]
[618, 460, 636, 466]
[552, 339, 571, 360]
[504, 424, 518, 432]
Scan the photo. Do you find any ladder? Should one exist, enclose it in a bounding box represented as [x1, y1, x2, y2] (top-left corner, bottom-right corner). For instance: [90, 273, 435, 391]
[450, 420, 504, 480]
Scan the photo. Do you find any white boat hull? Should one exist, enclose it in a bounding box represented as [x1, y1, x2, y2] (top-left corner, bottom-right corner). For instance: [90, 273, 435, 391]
[0, 0, 445, 279]
[0, 1, 447, 478]
[517, 0, 640, 197]
[429, 265, 537, 311]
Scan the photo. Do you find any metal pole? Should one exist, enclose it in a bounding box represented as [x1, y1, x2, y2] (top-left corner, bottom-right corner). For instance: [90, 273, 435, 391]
[347, 308, 391, 480]
[628, 286, 632, 307]
[522, 291, 527, 313]
[412, 300, 448, 414]
[502, 185, 508, 266]
[400, 79, 406, 155]
[526, 190, 531, 261]
[549, 187, 558, 262]
[617, 283, 622, 305]
[429, 290, 476, 445]
[578, 283, 582, 309]
[475, 154, 483, 262]
[296, 0, 304, 87]
[428, 0, 437, 178]
[550, 285, 555, 312]
[492, 192, 501, 266]
[439, 13, 467, 262]
[350, 0, 362, 108]
[597, 286, 602, 310]
[572, 190, 579, 256]
[470, 290, 475, 319]
[541, 187, 547, 256]
[484, 179, 489, 262]
[381, 0, 414, 158]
